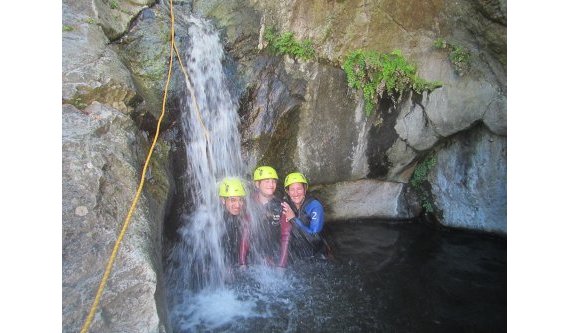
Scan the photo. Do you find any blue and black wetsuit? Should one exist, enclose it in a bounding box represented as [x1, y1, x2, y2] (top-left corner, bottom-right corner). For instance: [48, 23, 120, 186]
[285, 194, 330, 258]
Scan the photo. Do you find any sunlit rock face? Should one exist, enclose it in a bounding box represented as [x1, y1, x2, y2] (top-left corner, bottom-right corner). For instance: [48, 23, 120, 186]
[62, 103, 171, 333]
[62, 0, 173, 331]
[218, 0, 505, 233]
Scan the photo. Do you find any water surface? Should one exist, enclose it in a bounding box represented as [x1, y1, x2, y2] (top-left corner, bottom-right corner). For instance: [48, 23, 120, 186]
[169, 220, 506, 332]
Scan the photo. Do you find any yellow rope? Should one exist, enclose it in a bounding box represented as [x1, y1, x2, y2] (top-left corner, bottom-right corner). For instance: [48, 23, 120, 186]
[174, 42, 211, 139]
[79, 0, 176, 331]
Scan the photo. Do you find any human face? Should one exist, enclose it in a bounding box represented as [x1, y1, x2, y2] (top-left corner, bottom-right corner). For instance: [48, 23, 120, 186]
[287, 183, 306, 208]
[256, 179, 277, 199]
[223, 196, 244, 216]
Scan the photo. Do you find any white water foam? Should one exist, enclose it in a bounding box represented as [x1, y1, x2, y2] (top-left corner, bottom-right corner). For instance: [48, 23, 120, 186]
[165, 14, 305, 332]
[166, 14, 244, 293]
[173, 288, 257, 331]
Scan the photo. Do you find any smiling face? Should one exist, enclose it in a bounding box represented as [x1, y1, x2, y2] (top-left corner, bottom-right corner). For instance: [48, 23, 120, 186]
[223, 196, 244, 216]
[255, 179, 277, 201]
[287, 182, 306, 208]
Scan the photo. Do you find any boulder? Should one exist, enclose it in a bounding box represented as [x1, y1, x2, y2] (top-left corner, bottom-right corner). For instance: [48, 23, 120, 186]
[429, 125, 506, 234]
[62, 102, 170, 333]
[312, 179, 421, 221]
[93, 0, 156, 41]
[62, 0, 137, 114]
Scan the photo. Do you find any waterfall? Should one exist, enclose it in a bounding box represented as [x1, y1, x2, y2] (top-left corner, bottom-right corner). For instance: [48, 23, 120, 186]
[166, 15, 244, 295]
[164, 15, 293, 332]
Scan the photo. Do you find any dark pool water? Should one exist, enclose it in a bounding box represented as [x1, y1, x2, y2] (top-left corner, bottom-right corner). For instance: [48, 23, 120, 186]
[169, 219, 506, 333]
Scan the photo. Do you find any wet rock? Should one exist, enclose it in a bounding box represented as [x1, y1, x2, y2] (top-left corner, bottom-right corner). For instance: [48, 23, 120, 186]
[112, 3, 188, 121]
[62, 102, 170, 333]
[62, 0, 137, 114]
[93, 0, 156, 41]
[429, 125, 506, 234]
[220, 0, 506, 233]
[312, 179, 421, 221]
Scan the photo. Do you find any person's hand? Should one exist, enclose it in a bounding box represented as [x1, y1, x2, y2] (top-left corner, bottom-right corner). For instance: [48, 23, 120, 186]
[281, 202, 295, 221]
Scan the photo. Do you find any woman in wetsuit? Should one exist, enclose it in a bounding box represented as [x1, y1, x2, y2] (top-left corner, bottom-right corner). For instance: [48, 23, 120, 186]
[281, 172, 331, 259]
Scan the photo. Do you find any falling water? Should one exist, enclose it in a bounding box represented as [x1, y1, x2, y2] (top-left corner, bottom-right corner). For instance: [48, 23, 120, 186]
[166, 15, 244, 295]
[164, 15, 284, 332]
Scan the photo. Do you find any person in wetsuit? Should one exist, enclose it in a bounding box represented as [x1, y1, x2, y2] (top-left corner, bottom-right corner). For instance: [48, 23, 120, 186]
[219, 177, 250, 269]
[250, 166, 291, 268]
[281, 172, 331, 259]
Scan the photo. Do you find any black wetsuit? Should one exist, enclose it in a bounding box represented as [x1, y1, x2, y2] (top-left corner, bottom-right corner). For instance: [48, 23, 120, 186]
[222, 212, 249, 266]
[251, 196, 291, 267]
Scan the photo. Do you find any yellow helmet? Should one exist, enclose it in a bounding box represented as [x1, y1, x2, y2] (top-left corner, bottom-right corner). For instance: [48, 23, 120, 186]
[253, 166, 279, 181]
[284, 172, 308, 189]
[219, 177, 246, 197]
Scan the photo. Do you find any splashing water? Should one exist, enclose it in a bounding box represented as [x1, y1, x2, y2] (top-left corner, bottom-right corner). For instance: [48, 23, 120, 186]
[170, 265, 300, 332]
[172, 288, 257, 332]
[166, 15, 244, 294]
[164, 14, 279, 331]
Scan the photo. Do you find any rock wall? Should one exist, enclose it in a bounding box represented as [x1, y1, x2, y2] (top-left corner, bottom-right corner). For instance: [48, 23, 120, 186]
[62, 103, 171, 333]
[62, 0, 174, 332]
[197, 0, 506, 230]
[312, 179, 421, 221]
[429, 124, 507, 234]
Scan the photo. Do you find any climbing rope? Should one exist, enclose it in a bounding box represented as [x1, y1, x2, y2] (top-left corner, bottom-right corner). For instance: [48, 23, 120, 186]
[78, 0, 203, 331]
[174, 41, 211, 139]
[173, 41, 215, 171]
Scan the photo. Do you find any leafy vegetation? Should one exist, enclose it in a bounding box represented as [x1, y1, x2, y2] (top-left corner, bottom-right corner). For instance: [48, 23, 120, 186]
[109, 0, 119, 10]
[410, 154, 436, 188]
[83, 17, 97, 25]
[410, 154, 437, 213]
[433, 38, 471, 76]
[63, 25, 74, 32]
[263, 27, 316, 61]
[342, 49, 442, 116]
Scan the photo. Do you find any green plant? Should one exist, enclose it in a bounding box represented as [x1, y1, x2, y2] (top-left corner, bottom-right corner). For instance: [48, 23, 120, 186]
[449, 46, 470, 74]
[109, 0, 119, 9]
[63, 25, 73, 32]
[433, 37, 447, 49]
[342, 49, 442, 116]
[410, 154, 437, 213]
[263, 27, 316, 61]
[433, 38, 471, 76]
[84, 17, 97, 25]
[410, 154, 436, 188]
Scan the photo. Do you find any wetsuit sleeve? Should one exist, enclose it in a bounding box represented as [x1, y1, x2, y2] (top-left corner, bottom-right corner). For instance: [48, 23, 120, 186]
[278, 212, 291, 267]
[292, 200, 325, 234]
[238, 217, 250, 266]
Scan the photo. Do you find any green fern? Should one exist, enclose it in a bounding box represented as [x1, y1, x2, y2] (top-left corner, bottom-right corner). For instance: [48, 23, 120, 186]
[342, 49, 442, 116]
[410, 154, 437, 213]
[433, 38, 471, 75]
[109, 0, 119, 9]
[264, 27, 316, 61]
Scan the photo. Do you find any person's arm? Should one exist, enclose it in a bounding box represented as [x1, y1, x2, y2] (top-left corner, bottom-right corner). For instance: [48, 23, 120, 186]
[278, 212, 291, 267]
[238, 217, 250, 266]
[291, 200, 324, 234]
